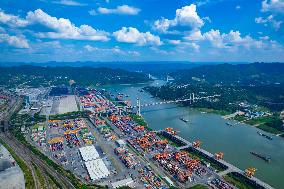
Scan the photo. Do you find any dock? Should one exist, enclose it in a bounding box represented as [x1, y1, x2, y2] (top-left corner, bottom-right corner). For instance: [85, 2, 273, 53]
[157, 130, 274, 189]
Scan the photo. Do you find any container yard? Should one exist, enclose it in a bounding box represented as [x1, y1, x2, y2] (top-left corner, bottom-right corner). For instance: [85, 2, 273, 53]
[28, 118, 113, 182]
[23, 87, 274, 189]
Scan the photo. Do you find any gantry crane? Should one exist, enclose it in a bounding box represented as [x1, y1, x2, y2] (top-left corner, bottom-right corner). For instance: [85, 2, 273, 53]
[193, 140, 202, 148]
[245, 167, 257, 177]
[215, 152, 224, 160]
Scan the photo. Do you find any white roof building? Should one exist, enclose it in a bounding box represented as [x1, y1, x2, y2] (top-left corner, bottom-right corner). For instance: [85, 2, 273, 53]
[111, 178, 134, 188]
[79, 145, 99, 161]
[85, 159, 110, 180]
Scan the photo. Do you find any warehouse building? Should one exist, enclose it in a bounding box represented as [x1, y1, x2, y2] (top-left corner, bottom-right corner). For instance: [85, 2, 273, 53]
[79, 145, 110, 181]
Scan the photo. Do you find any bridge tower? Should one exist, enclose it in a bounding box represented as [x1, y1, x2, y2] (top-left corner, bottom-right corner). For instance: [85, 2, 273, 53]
[192, 93, 195, 103]
[136, 98, 141, 116]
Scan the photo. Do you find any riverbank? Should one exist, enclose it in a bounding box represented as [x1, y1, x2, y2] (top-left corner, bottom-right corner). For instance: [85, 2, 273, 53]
[195, 108, 230, 116]
[229, 114, 284, 136]
[195, 108, 284, 136]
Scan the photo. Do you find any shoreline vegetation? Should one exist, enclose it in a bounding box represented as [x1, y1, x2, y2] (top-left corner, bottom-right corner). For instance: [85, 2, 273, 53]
[195, 107, 284, 136]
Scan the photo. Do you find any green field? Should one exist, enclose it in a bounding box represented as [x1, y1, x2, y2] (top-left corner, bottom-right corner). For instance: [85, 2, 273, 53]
[196, 108, 229, 116]
[130, 114, 149, 128]
[188, 184, 208, 189]
[223, 173, 255, 189]
[245, 116, 274, 126]
[257, 124, 282, 134]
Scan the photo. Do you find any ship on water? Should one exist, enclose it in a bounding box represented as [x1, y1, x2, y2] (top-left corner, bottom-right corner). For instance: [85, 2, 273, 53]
[179, 117, 189, 123]
[250, 151, 271, 162]
[226, 122, 234, 126]
[257, 131, 273, 140]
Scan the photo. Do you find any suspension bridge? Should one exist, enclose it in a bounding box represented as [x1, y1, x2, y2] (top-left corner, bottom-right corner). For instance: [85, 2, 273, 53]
[134, 93, 220, 115]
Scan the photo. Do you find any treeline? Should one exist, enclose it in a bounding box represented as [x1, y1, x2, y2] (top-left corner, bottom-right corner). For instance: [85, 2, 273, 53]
[171, 63, 284, 86]
[0, 65, 150, 88]
[145, 83, 284, 113]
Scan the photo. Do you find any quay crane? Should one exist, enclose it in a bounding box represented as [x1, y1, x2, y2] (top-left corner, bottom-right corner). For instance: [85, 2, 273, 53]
[193, 140, 202, 148]
[245, 167, 257, 178]
[215, 152, 224, 160]
[164, 127, 178, 135]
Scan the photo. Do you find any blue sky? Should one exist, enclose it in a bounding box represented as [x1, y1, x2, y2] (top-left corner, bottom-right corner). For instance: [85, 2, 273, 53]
[0, 0, 283, 62]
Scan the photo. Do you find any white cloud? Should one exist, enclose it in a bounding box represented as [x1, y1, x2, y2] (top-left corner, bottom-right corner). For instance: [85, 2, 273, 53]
[52, 0, 87, 6]
[203, 29, 266, 49]
[184, 30, 204, 41]
[88, 9, 97, 16]
[84, 45, 140, 56]
[0, 33, 29, 48]
[168, 39, 182, 45]
[113, 27, 162, 46]
[190, 42, 200, 51]
[236, 5, 241, 10]
[26, 9, 109, 41]
[0, 10, 29, 27]
[255, 15, 282, 30]
[153, 18, 172, 33]
[96, 5, 140, 15]
[154, 4, 204, 33]
[259, 36, 270, 40]
[261, 0, 284, 14]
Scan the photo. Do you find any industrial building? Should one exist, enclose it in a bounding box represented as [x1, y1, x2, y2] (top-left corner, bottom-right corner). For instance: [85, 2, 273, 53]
[85, 158, 110, 181]
[79, 145, 110, 181]
[79, 145, 100, 161]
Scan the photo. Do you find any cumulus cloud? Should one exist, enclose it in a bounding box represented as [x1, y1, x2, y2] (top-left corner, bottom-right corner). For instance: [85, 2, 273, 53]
[0, 9, 109, 41]
[26, 9, 109, 41]
[184, 30, 204, 41]
[261, 0, 284, 14]
[154, 4, 204, 33]
[203, 29, 266, 49]
[95, 5, 140, 15]
[113, 27, 162, 46]
[255, 15, 282, 30]
[0, 10, 28, 27]
[0, 33, 29, 48]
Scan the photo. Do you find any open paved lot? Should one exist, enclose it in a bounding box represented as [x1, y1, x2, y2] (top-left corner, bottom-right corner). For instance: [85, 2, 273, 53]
[50, 95, 78, 115]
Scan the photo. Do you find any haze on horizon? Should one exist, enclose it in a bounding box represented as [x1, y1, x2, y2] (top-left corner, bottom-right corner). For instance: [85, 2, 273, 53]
[0, 0, 284, 63]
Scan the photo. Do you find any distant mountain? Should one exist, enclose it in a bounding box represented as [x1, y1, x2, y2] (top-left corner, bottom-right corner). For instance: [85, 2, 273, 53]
[0, 61, 245, 75]
[0, 65, 150, 88]
[171, 63, 284, 86]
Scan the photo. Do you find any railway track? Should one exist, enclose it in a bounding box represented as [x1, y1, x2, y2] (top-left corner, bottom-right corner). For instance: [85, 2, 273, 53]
[0, 132, 75, 189]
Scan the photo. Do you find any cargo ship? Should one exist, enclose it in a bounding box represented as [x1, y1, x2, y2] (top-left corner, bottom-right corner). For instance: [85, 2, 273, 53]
[257, 131, 273, 140]
[179, 117, 189, 123]
[250, 151, 271, 162]
[226, 122, 234, 126]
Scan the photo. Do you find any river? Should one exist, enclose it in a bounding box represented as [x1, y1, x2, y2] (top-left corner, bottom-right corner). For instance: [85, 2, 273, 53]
[103, 80, 284, 189]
